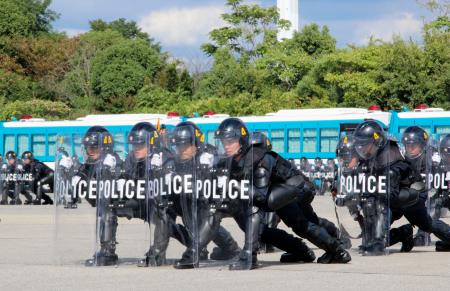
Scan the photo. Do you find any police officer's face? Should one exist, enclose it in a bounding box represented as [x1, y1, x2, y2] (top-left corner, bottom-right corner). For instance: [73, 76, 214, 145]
[176, 143, 197, 160]
[133, 143, 148, 160]
[86, 145, 100, 160]
[222, 138, 241, 157]
[405, 144, 422, 157]
[8, 158, 15, 165]
[23, 158, 31, 165]
[348, 155, 359, 168]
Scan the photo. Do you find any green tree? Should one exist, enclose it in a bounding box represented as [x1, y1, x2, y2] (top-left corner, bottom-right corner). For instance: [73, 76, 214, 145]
[201, 0, 289, 62]
[283, 23, 336, 56]
[90, 39, 165, 112]
[89, 18, 160, 51]
[0, 0, 58, 37]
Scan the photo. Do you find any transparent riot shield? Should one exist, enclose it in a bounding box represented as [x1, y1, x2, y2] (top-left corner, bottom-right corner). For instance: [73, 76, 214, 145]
[430, 135, 450, 221]
[55, 130, 149, 266]
[0, 158, 7, 205]
[336, 133, 390, 256]
[142, 125, 198, 268]
[55, 134, 97, 265]
[400, 131, 434, 246]
[210, 132, 257, 270]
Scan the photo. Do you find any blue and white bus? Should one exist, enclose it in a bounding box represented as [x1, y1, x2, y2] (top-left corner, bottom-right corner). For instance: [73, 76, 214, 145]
[1, 105, 449, 164]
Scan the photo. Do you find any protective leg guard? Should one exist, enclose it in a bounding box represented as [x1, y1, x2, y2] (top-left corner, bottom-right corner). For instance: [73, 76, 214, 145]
[210, 226, 240, 260]
[431, 219, 450, 243]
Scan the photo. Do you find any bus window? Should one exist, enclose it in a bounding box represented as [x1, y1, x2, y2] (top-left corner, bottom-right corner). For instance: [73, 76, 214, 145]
[436, 126, 450, 135]
[18, 135, 29, 155]
[271, 129, 285, 153]
[48, 134, 57, 157]
[113, 132, 125, 159]
[288, 129, 300, 153]
[32, 135, 45, 157]
[303, 129, 316, 153]
[320, 128, 338, 152]
[4, 135, 15, 153]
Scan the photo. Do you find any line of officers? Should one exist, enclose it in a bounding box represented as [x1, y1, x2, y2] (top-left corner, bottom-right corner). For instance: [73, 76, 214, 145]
[0, 151, 54, 205]
[53, 118, 450, 270]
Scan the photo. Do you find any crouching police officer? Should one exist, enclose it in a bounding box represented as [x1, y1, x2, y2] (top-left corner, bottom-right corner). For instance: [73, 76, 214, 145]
[21, 151, 54, 205]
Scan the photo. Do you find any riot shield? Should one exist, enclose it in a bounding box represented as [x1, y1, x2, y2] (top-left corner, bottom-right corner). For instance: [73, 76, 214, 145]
[335, 134, 365, 246]
[431, 135, 450, 221]
[55, 130, 149, 266]
[400, 130, 434, 246]
[0, 158, 7, 205]
[212, 131, 258, 270]
[335, 133, 390, 255]
[54, 134, 97, 265]
[142, 125, 199, 268]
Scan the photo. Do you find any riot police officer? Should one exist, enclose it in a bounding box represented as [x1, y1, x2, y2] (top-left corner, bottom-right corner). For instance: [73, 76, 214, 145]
[216, 118, 349, 265]
[68, 126, 124, 266]
[21, 151, 54, 205]
[334, 135, 365, 247]
[354, 121, 450, 253]
[2, 151, 33, 205]
[433, 134, 450, 251]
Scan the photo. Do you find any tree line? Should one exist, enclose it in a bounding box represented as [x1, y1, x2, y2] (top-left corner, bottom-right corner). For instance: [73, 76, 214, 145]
[0, 0, 448, 120]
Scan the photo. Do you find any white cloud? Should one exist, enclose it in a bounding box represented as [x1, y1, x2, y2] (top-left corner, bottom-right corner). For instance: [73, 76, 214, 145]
[353, 13, 423, 44]
[138, 6, 226, 46]
[59, 28, 87, 37]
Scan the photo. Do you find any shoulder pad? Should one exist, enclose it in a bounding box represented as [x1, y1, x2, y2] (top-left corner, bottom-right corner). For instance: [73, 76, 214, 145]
[375, 140, 404, 169]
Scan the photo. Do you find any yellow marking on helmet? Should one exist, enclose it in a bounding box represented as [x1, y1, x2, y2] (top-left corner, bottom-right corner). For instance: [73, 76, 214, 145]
[108, 136, 112, 144]
[373, 132, 380, 140]
[150, 137, 154, 145]
[343, 136, 348, 144]
[241, 127, 247, 136]
[59, 136, 64, 144]
[200, 134, 205, 143]
[195, 129, 201, 137]
[103, 136, 108, 144]
[424, 132, 428, 140]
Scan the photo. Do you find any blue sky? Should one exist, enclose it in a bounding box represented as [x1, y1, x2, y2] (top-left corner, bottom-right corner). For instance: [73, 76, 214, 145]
[50, 0, 437, 63]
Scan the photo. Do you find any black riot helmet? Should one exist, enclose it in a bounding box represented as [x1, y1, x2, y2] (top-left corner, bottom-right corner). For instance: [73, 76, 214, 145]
[171, 121, 205, 149]
[353, 120, 386, 160]
[250, 131, 272, 151]
[21, 151, 34, 161]
[439, 134, 450, 165]
[5, 151, 16, 161]
[82, 126, 113, 163]
[401, 126, 428, 160]
[215, 118, 250, 156]
[128, 122, 159, 147]
[337, 135, 358, 168]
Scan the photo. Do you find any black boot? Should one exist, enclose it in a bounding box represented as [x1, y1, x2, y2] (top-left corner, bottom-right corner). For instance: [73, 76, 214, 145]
[317, 245, 351, 264]
[0, 199, 7, 205]
[42, 193, 53, 205]
[200, 248, 209, 260]
[229, 250, 258, 270]
[298, 222, 351, 264]
[138, 249, 166, 267]
[85, 249, 118, 266]
[174, 248, 198, 269]
[389, 224, 414, 252]
[435, 240, 450, 252]
[210, 227, 241, 260]
[280, 248, 315, 263]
